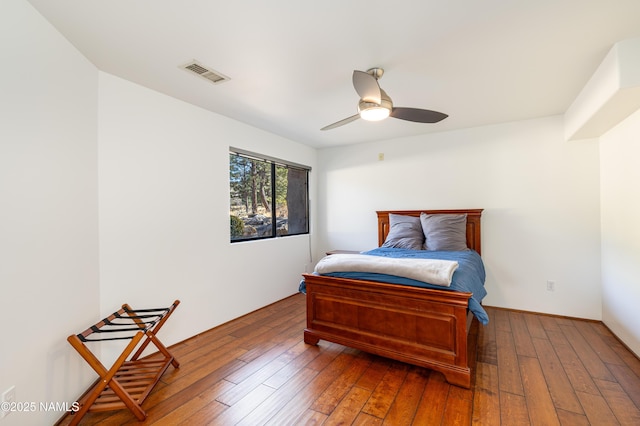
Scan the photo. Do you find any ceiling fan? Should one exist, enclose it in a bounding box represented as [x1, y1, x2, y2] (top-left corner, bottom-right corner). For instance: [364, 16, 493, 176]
[321, 68, 448, 131]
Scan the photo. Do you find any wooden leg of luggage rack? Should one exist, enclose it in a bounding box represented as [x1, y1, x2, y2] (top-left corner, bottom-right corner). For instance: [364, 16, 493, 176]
[126, 304, 180, 368]
[67, 331, 147, 425]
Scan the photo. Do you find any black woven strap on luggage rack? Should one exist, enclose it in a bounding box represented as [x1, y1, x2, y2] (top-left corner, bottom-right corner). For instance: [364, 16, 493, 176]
[77, 305, 172, 342]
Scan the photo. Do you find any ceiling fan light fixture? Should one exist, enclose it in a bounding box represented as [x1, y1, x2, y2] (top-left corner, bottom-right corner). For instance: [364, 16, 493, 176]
[359, 88, 393, 121]
[359, 104, 391, 121]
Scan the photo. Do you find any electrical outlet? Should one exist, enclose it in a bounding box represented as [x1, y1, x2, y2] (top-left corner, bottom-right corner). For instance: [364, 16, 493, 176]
[378, 152, 384, 161]
[1, 385, 16, 419]
[546, 280, 555, 292]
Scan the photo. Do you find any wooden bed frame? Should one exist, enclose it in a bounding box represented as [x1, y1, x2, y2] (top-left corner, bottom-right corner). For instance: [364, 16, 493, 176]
[302, 209, 483, 388]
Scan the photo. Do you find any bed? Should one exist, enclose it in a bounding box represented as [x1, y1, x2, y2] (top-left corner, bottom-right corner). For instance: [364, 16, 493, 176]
[301, 209, 485, 388]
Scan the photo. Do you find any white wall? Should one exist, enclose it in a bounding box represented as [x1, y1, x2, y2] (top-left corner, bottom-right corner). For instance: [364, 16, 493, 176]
[98, 73, 317, 360]
[3, 0, 636, 421]
[0, 0, 100, 425]
[0, 1, 316, 421]
[600, 108, 640, 357]
[316, 116, 602, 320]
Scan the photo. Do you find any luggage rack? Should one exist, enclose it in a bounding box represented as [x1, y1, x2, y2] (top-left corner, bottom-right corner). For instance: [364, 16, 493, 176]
[67, 300, 180, 425]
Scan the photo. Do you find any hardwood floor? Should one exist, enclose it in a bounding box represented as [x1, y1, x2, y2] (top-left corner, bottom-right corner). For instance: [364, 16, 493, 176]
[58, 293, 640, 425]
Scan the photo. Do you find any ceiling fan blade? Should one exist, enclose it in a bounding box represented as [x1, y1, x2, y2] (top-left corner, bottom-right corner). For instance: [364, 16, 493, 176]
[352, 70, 381, 104]
[321, 114, 360, 131]
[390, 107, 448, 123]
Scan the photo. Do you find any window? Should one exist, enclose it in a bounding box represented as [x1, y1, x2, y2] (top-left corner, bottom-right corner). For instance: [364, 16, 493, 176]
[229, 148, 310, 242]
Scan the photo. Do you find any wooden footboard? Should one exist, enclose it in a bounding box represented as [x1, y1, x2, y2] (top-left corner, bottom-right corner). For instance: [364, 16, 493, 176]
[304, 209, 483, 388]
[303, 273, 473, 388]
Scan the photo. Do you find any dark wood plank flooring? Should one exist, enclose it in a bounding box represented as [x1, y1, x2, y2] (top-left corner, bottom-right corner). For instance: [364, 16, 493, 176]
[58, 293, 640, 425]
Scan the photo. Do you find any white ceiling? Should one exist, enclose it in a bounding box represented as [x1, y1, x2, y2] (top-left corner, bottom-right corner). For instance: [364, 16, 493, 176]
[26, 0, 640, 148]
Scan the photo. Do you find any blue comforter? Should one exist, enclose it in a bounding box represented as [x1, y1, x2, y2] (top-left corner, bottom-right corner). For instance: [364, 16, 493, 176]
[300, 247, 488, 325]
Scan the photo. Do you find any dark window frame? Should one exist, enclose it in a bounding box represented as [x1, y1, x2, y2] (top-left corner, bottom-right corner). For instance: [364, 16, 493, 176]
[229, 148, 310, 243]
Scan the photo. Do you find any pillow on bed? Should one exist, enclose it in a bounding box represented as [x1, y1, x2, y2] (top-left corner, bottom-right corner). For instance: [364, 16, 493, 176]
[420, 213, 468, 251]
[381, 213, 425, 250]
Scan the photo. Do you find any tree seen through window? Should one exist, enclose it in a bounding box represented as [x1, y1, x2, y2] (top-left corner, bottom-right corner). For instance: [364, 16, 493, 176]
[230, 152, 309, 242]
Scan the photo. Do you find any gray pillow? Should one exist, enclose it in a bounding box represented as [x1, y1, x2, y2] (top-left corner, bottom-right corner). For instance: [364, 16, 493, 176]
[381, 214, 425, 250]
[420, 213, 468, 251]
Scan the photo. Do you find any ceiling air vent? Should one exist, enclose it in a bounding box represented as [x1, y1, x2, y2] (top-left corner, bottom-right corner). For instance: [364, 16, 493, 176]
[180, 60, 230, 85]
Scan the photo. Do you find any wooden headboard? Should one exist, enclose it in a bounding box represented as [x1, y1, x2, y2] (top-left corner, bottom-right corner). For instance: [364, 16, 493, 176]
[376, 209, 483, 255]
